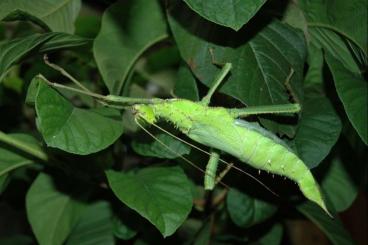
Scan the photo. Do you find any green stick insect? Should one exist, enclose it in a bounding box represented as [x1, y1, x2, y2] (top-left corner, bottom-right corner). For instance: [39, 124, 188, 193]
[40, 57, 331, 217]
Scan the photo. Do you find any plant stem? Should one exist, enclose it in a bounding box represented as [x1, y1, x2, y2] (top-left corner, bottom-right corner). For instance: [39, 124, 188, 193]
[0, 131, 48, 161]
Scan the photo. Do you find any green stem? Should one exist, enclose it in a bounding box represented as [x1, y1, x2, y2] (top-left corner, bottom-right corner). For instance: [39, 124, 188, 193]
[201, 63, 232, 105]
[0, 131, 48, 161]
[229, 103, 301, 118]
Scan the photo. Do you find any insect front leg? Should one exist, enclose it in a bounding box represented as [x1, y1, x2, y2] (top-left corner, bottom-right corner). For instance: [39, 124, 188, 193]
[201, 63, 232, 105]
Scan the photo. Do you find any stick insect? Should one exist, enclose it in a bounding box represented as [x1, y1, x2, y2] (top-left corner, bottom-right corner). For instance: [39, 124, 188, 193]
[39, 56, 331, 217]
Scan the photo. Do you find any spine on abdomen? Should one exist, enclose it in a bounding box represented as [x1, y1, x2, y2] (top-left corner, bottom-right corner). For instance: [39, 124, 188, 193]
[236, 129, 330, 216]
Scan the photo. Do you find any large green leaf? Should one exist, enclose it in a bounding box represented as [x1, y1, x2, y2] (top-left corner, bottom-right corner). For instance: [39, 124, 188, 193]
[168, 2, 306, 107]
[66, 201, 114, 245]
[0, 0, 81, 33]
[325, 54, 367, 145]
[226, 188, 277, 228]
[0, 33, 89, 82]
[26, 173, 86, 245]
[300, 0, 367, 59]
[290, 89, 342, 168]
[0, 34, 53, 82]
[132, 133, 190, 159]
[35, 79, 123, 155]
[299, 0, 367, 75]
[38, 33, 90, 52]
[183, 0, 267, 31]
[309, 27, 361, 73]
[0, 133, 43, 192]
[297, 201, 353, 245]
[93, 0, 167, 95]
[304, 44, 324, 86]
[0, 133, 40, 177]
[106, 166, 193, 237]
[321, 157, 358, 212]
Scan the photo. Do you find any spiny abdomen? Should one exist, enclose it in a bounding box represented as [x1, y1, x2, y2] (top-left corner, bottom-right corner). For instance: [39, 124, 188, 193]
[236, 128, 330, 216]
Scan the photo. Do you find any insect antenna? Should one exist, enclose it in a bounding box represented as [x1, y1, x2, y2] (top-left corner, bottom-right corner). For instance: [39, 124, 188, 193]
[150, 122, 279, 197]
[134, 119, 229, 189]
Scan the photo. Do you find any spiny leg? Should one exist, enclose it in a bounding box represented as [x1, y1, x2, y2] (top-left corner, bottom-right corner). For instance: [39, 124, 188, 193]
[201, 63, 232, 105]
[204, 150, 220, 190]
[227, 67, 300, 118]
[228, 103, 301, 118]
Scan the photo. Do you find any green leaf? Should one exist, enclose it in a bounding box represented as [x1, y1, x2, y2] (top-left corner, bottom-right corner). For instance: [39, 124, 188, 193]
[325, 54, 367, 145]
[35, 80, 123, 155]
[0, 33, 89, 82]
[290, 89, 342, 168]
[282, 1, 308, 33]
[322, 157, 358, 212]
[168, 3, 306, 107]
[0, 34, 54, 82]
[174, 64, 199, 101]
[0, 133, 43, 193]
[38, 32, 90, 53]
[300, 0, 367, 58]
[0, 133, 39, 177]
[66, 201, 114, 245]
[26, 173, 86, 245]
[257, 223, 283, 245]
[0, 0, 81, 33]
[226, 188, 277, 228]
[297, 201, 354, 245]
[106, 166, 193, 237]
[183, 0, 267, 31]
[132, 133, 190, 159]
[113, 216, 137, 240]
[93, 0, 167, 95]
[304, 44, 324, 85]
[309, 27, 361, 73]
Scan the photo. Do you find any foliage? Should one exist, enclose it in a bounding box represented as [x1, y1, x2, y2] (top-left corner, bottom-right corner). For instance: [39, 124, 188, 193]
[0, 0, 366, 244]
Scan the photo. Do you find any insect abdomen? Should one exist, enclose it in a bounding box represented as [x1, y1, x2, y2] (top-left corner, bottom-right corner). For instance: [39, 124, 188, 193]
[238, 128, 330, 216]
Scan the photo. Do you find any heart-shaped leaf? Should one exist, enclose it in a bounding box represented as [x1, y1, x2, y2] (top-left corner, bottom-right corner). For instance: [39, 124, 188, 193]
[26, 173, 86, 245]
[183, 0, 267, 31]
[66, 201, 114, 245]
[93, 0, 167, 94]
[35, 79, 123, 155]
[106, 166, 193, 237]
